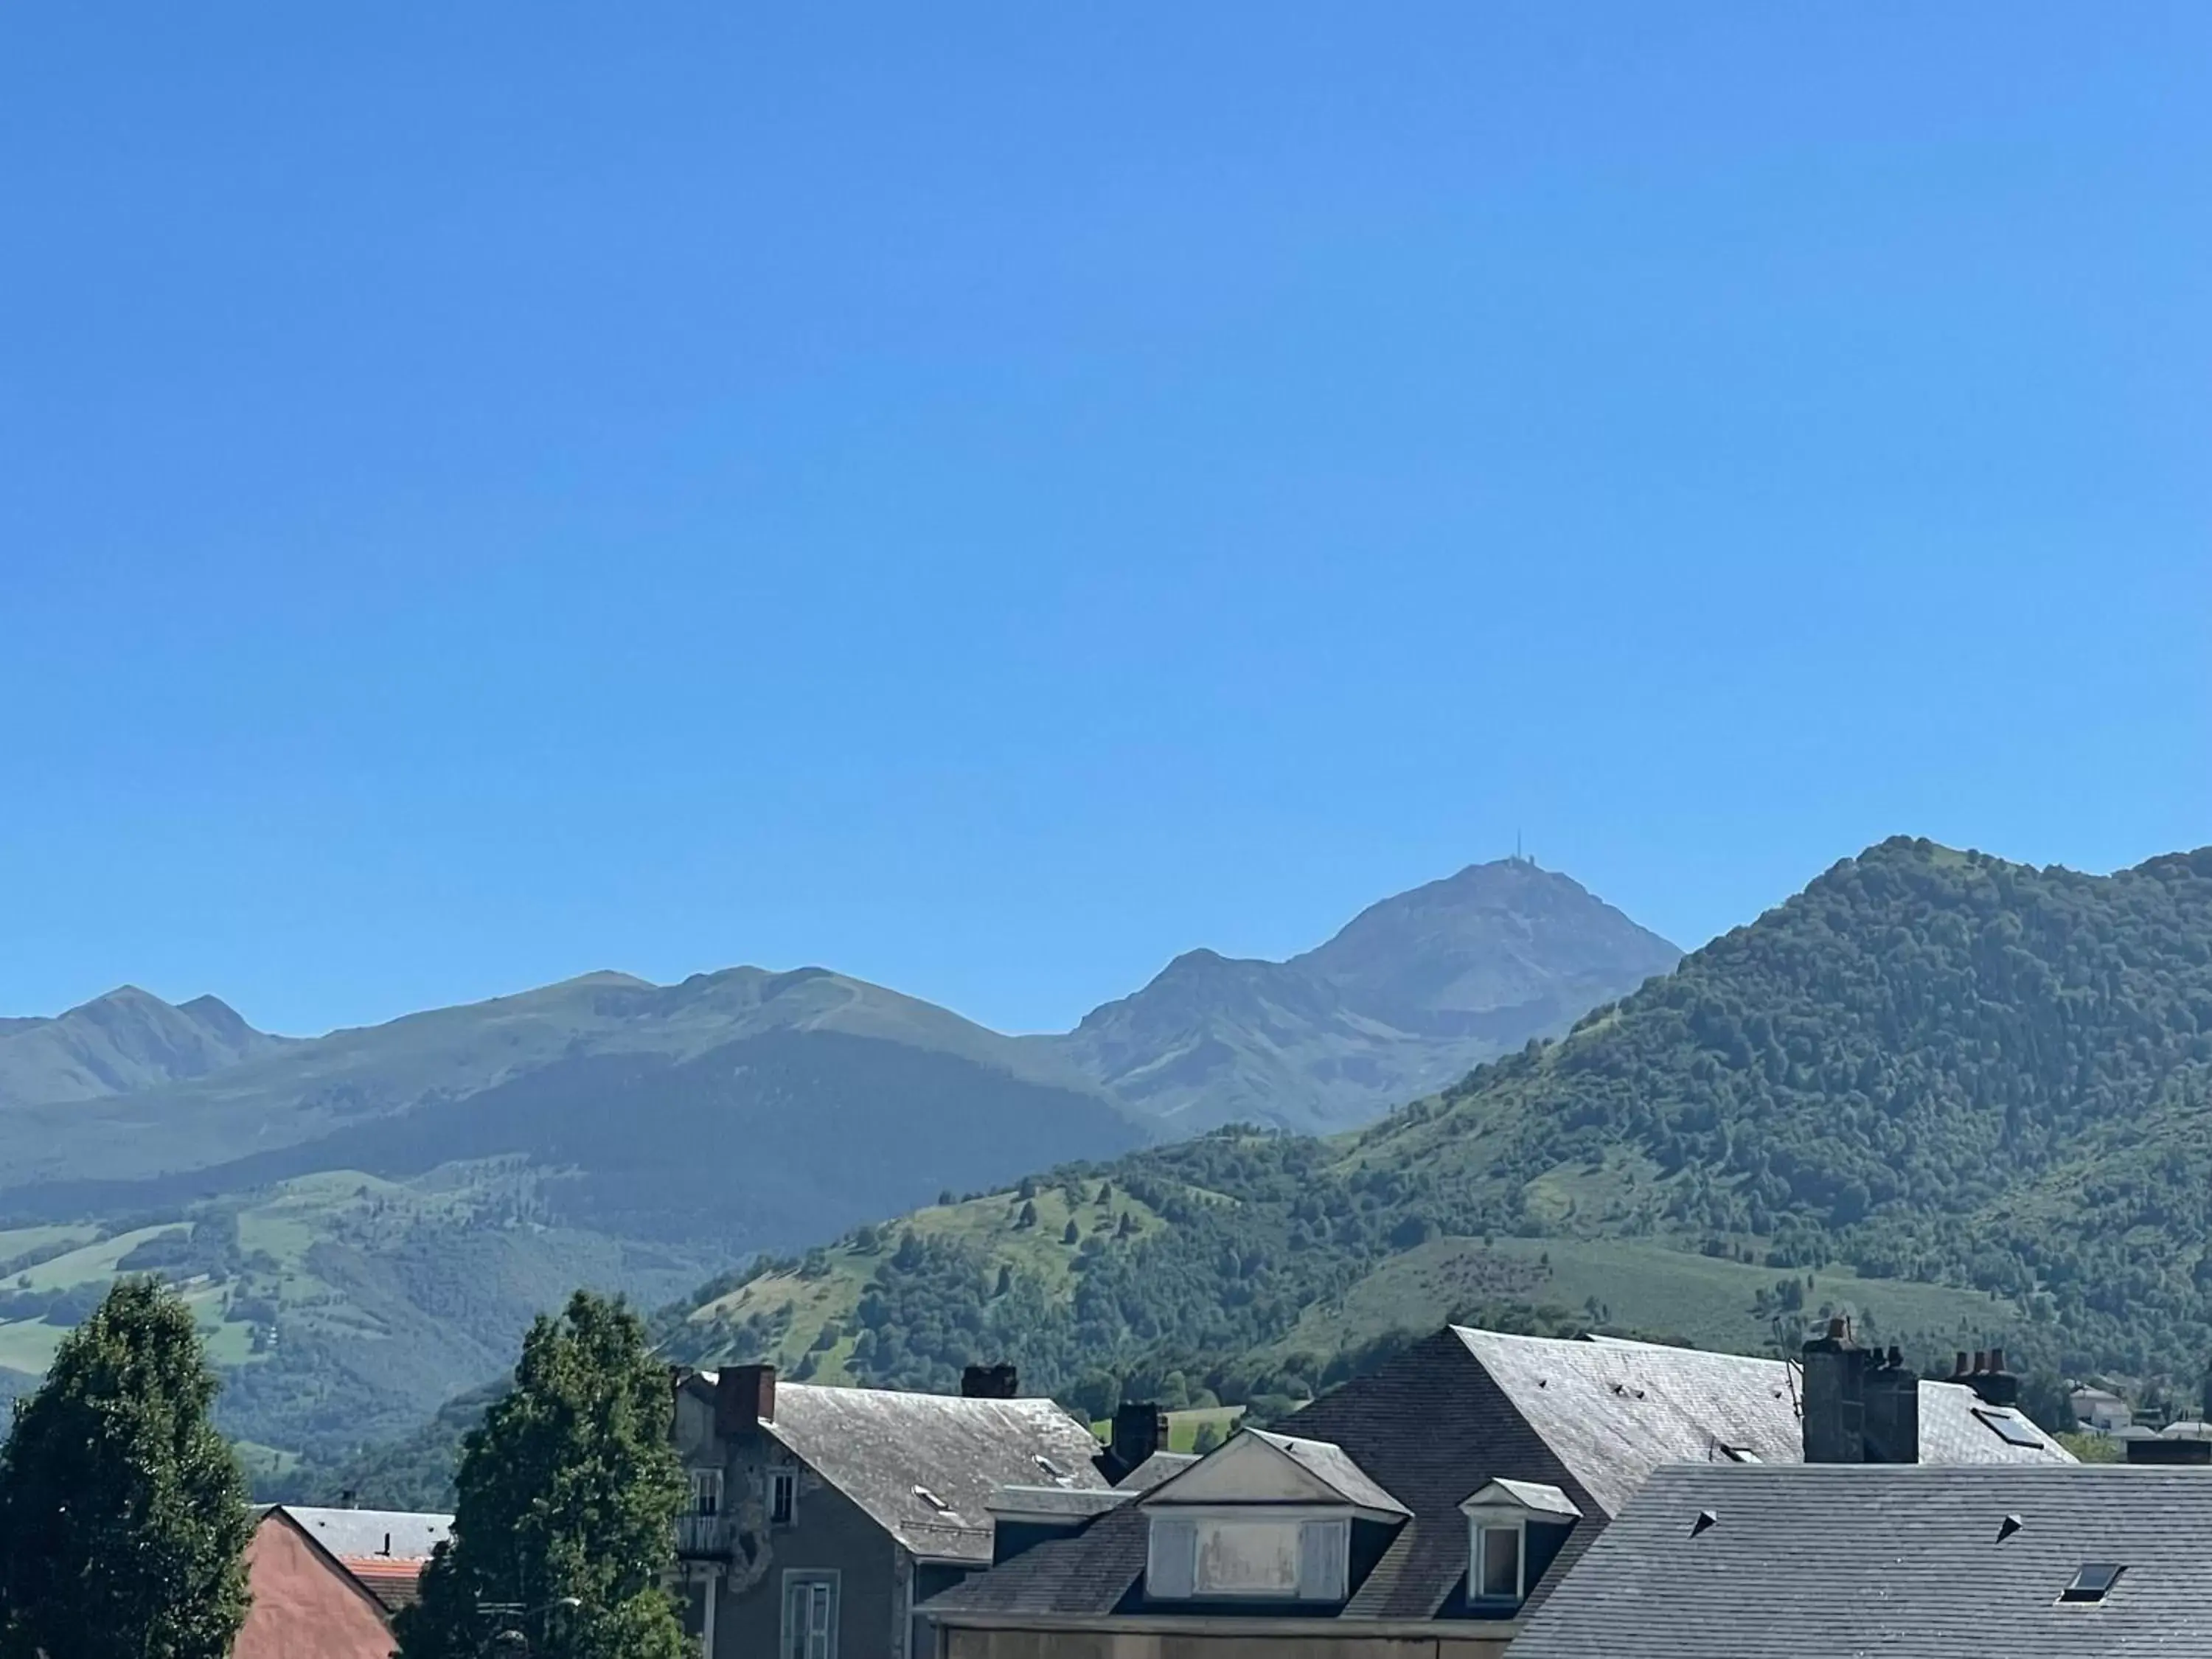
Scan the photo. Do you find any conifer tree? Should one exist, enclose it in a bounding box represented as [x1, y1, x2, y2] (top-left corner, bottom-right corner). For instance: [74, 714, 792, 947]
[0, 1279, 252, 1659]
[397, 1290, 688, 1659]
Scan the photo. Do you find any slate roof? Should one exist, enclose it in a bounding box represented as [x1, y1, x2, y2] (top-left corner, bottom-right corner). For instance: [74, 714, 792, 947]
[265, 1506, 452, 1562]
[1115, 1451, 1199, 1492]
[1479, 1330, 2068, 1517]
[712, 1376, 1110, 1565]
[1511, 1463, 2212, 1659]
[1141, 1430, 1407, 1517]
[922, 1323, 2070, 1633]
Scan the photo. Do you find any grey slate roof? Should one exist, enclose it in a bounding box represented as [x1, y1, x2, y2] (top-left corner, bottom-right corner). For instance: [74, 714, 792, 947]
[1511, 1463, 2212, 1659]
[265, 1506, 453, 1560]
[1475, 1329, 2068, 1517]
[730, 1377, 1110, 1565]
[923, 1323, 2070, 1633]
[1141, 1430, 1407, 1517]
[1115, 1451, 1199, 1492]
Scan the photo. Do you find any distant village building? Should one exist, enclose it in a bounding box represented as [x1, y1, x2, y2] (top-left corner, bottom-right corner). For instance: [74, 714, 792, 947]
[2070, 1385, 2134, 1435]
[917, 1323, 2069, 1659]
[237, 1505, 451, 1659]
[669, 1363, 1124, 1659]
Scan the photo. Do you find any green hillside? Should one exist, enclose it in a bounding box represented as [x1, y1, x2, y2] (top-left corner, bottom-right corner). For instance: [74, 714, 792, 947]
[664, 840, 2212, 1425]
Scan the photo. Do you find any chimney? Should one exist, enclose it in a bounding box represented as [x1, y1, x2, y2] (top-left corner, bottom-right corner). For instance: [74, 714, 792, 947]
[1107, 1401, 1169, 1480]
[1968, 1347, 2020, 1410]
[2126, 1436, 2212, 1466]
[1861, 1343, 1921, 1465]
[716, 1364, 776, 1437]
[961, 1362, 1019, 1399]
[1952, 1352, 1971, 1379]
[1801, 1318, 1865, 1464]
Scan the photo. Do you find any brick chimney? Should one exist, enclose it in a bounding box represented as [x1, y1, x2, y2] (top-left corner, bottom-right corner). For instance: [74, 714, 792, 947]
[961, 1362, 1019, 1399]
[1966, 1347, 2020, 1410]
[716, 1364, 776, 1437]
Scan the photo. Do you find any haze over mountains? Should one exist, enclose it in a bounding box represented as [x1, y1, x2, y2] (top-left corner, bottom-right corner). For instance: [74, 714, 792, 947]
[0, 857, 1669, 1459]
[1048, 859, 1680, 1133]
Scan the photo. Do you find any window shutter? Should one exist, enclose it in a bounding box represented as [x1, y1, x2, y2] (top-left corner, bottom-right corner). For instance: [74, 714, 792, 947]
[1298, 1518, 1349, 1601]
[1147, 1517, 1196, 1599]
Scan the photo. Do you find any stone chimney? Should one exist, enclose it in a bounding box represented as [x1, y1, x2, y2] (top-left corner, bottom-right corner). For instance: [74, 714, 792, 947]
[961, 1362, 1019, 1399]
[1862, 1343, 1921, 1465]
[1801, 1319, 1920, 1464]
[1109, 1401, 1169, 1477]
[1801, 1318, 1866, 1464]
[1966, 1347, 2020, 1409]
[716, 1363, 776, 1437]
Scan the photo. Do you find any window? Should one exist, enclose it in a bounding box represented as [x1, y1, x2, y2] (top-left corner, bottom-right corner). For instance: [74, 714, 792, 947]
[781, 1571, 838, 1659]
[1147, 1515, 1350, 1601]
[1476, 1523, 1523, 1601]
[771, 1470, 796, 1526]
[912, 1485, 950, 1512]
[1719, 1445, 1761, 1463]
[1974, 1408, 2046, 1450]
[2061, 1563, 2126, 1604]
[688, 1469, 723, 1516]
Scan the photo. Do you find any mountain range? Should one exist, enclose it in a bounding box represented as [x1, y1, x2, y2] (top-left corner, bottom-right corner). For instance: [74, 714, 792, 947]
[0, 858, 1668, 1461]
[661, 839, 2212, 1450]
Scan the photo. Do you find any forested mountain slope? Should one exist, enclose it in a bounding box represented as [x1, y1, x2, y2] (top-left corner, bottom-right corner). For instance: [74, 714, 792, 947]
[671, 840, 2212, 1431]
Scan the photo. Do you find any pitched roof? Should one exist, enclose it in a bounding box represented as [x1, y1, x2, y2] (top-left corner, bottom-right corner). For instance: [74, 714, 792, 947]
[1141, 1429, 1409, 1518]
[1470, 1329, 2068, 1517]
[269, 1506, 453, 1562]
[1115, 1451, 1199, 1492]
[714, 1376, 1110, 1565]
[335, 1555, 431, 1615]
[922, 1324, 2072, 1632]
[1511, 1463, 2212, 1659]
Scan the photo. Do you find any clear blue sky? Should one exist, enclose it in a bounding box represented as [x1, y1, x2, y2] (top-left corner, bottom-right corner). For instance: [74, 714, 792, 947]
[4, 4, 2206, 1038]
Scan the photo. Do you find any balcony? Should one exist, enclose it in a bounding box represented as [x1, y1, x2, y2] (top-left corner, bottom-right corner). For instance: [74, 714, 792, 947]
[675, 1512, 734, 1559]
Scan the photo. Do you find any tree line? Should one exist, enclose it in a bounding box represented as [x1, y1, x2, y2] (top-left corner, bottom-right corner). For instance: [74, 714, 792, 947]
[0, 1279, 689, 1659]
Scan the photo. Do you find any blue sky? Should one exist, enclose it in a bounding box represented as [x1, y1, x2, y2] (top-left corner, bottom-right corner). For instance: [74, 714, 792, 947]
[4, 4, 2206, 1037]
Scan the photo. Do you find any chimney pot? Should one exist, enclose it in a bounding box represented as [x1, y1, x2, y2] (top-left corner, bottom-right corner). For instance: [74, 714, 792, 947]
[1987, 1347, 2006, 1375]
[1953, 1352, 1971, 1377]
[1972, 1350, 1989, 1374]
[1827, 1316, 1849, 1342]
[1105, 1400, 1169, 1481]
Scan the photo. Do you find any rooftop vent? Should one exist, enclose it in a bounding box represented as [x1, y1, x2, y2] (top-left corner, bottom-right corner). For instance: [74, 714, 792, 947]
[1690, 1509, 1717, 1537]
[2060, 1563, 2126, 1604]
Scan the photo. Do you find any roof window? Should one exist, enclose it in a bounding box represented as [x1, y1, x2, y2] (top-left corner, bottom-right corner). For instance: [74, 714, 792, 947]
[2060, 1562, 2126, 1604]
[1974, 1408, 2045, 1449]
[1034, 1453, 1069, 1481]
[912, 1485, 951, 1512]
[1719, 1445, 1761, 1463]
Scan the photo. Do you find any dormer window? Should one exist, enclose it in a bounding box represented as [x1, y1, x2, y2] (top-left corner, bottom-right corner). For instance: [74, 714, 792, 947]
[1138, 1429, 1408, 1605]
[1461, 1478, 1582, 1612]
[1475, 1523, 1523, 1600]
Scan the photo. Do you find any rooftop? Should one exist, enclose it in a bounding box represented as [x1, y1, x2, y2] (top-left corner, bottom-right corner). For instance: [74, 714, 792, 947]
[1512, 1463, 2212, 1659]
[698, 1373, 1110, 1565]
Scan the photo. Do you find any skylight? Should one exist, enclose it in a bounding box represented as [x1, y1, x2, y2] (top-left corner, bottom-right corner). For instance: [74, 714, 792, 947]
[1034, 1453, 1069, 1481]
[1974, 1407, 2046, 1449]
[2060, 1563, 2126, 1604]
[1720, 1445, 1761, 1463]
[912, 1485, 951, 1512]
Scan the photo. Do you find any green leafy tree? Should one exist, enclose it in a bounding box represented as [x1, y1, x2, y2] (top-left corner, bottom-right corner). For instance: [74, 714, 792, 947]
[0, 1278, 251, 1659]
[397, 1291, 687, 1659]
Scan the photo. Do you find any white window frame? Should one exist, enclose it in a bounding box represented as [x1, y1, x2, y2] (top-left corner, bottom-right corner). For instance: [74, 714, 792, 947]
[688, 1468, 723, 1516]
[770, 1469, 798, 1527]
[781, 1568, 838, 1659]
[1472, 1517, 1526, 1604]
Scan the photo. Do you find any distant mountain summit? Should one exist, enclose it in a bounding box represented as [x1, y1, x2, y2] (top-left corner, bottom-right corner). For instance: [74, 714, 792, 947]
[1050, 859, 1680, 1134]
[0, 985, 290, 1110]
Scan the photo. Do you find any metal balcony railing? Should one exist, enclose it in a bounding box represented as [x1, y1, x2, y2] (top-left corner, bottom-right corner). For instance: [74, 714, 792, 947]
[675, 1512, 734, 1559]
